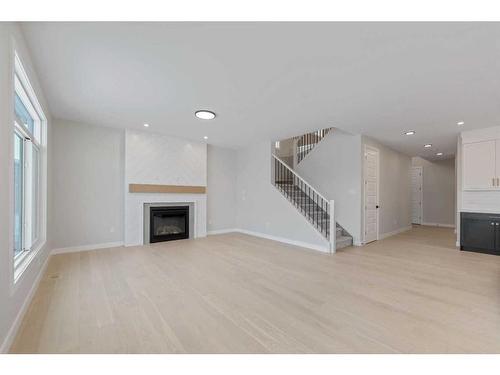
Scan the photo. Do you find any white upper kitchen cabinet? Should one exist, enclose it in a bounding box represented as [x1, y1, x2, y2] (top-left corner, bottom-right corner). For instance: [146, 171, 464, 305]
[463, 140, 497, 190]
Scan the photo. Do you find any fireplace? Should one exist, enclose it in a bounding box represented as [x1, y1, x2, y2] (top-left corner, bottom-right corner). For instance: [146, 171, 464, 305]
[149, 206, 189, 243]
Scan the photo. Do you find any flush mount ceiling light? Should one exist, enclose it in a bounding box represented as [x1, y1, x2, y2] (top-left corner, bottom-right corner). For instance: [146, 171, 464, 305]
[424, 144, 432, 148]
[457, 121, 465, 126]
[143, 123, 149, 127]
[195, 110, 216, 120]
[203, 136, 208, 140]
[404, 130, 415, 136]
[436, 152, 443, 156]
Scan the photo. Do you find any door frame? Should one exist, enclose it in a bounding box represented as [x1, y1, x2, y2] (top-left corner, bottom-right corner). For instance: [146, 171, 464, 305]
[363, 145, 380, 244]
[410, 166, 423, 225]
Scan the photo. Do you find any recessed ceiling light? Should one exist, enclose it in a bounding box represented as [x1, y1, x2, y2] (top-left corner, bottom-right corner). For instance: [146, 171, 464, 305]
[436, 152, 443, 156]
[203, 136, 208, 140]
[404, 130, 415, 136]
[143, 123, 149, 127]
[195, 110, 216, 120]
[424, 144, 432, 148]
[457, 121, 465, 126]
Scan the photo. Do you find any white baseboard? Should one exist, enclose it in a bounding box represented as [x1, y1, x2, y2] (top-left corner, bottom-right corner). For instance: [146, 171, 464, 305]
[0, 251, 51, 353]
[207, 228, 239, 235]
[208, 228, 330, 253]
[52, 241, 124, 255]
[378, 225, 412, 240]
[233, 229, 330, 253]
[421, 222, 455, 228]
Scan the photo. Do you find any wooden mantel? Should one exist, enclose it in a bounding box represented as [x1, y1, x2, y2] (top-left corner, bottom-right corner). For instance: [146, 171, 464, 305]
[129, 183, 206, 194]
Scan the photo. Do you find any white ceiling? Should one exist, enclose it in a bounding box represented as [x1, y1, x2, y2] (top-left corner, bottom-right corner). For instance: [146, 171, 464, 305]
[21, 22, 500, 158]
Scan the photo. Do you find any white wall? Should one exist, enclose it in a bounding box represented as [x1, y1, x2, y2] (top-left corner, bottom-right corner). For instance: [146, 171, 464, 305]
[295, 129, 363, 244]
[52, 125, 214, 249]
[207, 145, 237, 232]
[362, 136, 412, 238]
[411, 156, 456, 227]
[124, 130, 208, 246]
[236, 141, 329, 251]
[0, 23, 53, 352]
[125, 129, 207, 187]
[51, 120, 125, 249]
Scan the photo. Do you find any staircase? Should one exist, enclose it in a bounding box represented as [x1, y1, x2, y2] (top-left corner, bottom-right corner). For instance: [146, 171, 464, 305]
[295, 127, 332, 164]
[272, 154, 353, 252]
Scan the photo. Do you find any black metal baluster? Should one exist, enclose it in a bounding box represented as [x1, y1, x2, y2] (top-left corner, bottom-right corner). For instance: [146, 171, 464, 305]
[312, 194, 318, 226]
[287, 168, 290, 197]
[278, 158, 280, 188]
[278, 159, 280, 188]
[282, 163, 285, 193]
[324, 200, 327, 237]
[275, 157, 276, 185]
[313, 194, 318, 227]
[287, 167, 289, 196]
[326, 201, 329, 238]
[315, 193, 318, 229]
[321, 199, 324, 234]
[280, 160, 283, 190]
[283, 162, 286, 193]
[306, 185, 309, 219]
[293, 174, 296, 206]
[301, 180, 304, 213]
[313, 192, 315, 228]
[299, 179, 302, 212]
[321, 199, 326, 233]
[314, 192, 317, 228]
[307, 186, 311, 220]
[275, 158, 277, 185]
[275, 157, 278, 186]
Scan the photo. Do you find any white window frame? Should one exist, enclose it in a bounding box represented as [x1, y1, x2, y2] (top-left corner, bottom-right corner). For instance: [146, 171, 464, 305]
[12, 50, 47, 284]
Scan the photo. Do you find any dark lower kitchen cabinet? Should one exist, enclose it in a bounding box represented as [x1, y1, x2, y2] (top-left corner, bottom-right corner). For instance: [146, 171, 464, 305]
[461, 212, 500, 255]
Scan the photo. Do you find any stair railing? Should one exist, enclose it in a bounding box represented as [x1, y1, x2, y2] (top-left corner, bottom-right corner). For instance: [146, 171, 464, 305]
[272, 154, 336, 252]
[295, 127, 332, 164]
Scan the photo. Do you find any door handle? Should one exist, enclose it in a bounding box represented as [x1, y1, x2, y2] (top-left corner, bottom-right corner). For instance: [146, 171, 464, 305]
[376, 205, 379, 209]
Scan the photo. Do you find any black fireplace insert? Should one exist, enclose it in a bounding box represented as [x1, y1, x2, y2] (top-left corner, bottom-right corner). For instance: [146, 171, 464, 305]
[150, 206, 189, 243]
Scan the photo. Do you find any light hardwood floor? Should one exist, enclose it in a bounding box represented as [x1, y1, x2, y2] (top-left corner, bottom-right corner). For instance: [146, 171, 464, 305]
[10, 226, 500, 353]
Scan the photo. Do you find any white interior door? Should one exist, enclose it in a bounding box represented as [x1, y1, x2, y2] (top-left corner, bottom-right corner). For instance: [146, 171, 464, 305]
[411, 166, 423, 224]
[364, 146, 379, 243]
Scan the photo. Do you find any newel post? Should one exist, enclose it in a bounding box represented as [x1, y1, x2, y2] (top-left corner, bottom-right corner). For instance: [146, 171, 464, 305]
[329, 200, 336, 254]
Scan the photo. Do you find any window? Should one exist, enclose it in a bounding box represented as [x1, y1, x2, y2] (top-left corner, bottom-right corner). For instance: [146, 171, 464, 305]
[13, 52, 46, 277]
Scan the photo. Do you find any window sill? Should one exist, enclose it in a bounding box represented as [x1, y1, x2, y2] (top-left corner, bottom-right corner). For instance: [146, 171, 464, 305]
[13, 240, 46, 286]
